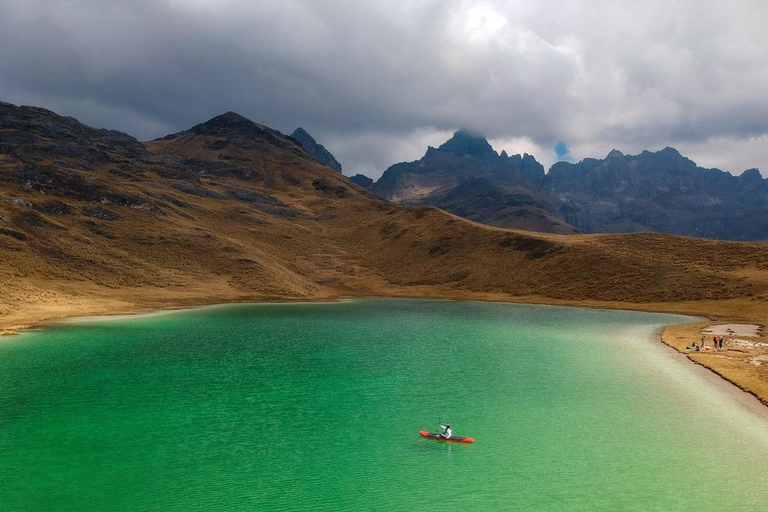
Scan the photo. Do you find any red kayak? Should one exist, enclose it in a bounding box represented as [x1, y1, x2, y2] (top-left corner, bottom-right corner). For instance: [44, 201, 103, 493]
[419, 430, 474, 443]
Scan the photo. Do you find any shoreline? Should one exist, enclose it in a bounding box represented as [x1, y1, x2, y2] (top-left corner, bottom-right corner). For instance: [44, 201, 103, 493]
[3, 293, 767, 413]
[653, 327, 768, 421]
[5, 295, 702, 336]
[1, 290, 722, 335]
[35, 296, 701, 329]
[659, 321, 768, 408]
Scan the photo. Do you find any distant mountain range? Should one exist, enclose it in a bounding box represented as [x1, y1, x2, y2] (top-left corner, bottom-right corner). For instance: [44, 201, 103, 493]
[352, 131, 768, 241]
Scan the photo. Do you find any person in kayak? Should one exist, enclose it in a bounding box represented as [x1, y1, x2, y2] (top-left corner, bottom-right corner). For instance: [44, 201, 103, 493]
[438, 424, 452, 439]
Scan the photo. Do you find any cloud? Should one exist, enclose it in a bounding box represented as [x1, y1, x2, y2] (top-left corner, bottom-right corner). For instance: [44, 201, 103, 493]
[1, 0, 766, 179]
[490, 136, 552, 170]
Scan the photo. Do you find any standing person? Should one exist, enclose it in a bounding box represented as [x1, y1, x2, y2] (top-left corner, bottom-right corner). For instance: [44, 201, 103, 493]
[438, 424, 452, 439]
[720, 337, 724, 349]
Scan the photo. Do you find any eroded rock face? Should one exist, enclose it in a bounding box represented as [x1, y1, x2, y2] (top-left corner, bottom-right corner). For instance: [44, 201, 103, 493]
[290, 128, 342, 172]
[372, 130, 546, 202]
[368, 130, 574, 233]
[187, 112, 297, 152]
[543, 148, 768, 240]
[0, 103, 303, 219]
[433, 129, 497, 160]
[368, 127, 768, 240]
[0, 101, 147, 163]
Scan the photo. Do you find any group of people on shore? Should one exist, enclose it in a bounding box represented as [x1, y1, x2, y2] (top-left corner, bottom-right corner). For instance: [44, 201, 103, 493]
[687, 335, 725, 352]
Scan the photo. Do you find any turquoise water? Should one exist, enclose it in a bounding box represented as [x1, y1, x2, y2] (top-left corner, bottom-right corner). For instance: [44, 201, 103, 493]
[1, 300, 768, 511]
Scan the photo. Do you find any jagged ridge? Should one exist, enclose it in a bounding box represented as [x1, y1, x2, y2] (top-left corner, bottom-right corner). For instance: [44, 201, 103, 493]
[365, 130, 768, 240]
[290, 127, 342, 172]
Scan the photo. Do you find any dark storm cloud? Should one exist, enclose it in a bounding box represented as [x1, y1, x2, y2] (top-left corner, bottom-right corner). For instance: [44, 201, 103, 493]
[1, 0, 767, 178]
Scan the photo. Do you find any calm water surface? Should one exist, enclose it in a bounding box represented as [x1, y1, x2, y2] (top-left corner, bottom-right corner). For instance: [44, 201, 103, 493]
[1, 300, 768, 511]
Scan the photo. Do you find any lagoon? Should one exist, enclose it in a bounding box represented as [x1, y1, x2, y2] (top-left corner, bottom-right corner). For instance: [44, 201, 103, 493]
[1, 300, 768, 510]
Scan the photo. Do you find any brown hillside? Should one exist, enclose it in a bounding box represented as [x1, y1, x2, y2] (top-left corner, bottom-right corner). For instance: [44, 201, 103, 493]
[2, 101, 768, 327]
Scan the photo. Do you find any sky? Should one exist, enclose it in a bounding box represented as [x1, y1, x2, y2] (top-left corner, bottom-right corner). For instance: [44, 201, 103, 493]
[1, 0, 767, 180]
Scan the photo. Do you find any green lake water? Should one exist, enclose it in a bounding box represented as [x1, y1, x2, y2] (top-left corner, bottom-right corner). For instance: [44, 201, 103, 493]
[2, 300, 768, 511]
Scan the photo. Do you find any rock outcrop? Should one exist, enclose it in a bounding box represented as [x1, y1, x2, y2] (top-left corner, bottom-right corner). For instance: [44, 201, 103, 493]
[290, 127, 342, 172]
[350, 174, 374, 189]
[371, 130, 577, 234]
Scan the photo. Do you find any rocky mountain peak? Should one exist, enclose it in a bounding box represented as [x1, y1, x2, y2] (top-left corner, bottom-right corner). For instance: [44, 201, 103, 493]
[191, 111, 255, 134]
[350, 174, 374, 188]
[658, 146, 683, 159]
[290, 127, 342, 172]
[156, 111, 305, 158]
[606, 149, 625, 160]
[291, 127, 313, 143]
[740, 168, 764, 182]
[437, 130, 497, 159]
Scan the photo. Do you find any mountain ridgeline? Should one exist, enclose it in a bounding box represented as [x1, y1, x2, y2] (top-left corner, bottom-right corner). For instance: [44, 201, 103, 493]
[545, 149, 768, 239]
[370, 130, 576, 234]
[4, 99, 768, 332]
[360, 131, 768, 240]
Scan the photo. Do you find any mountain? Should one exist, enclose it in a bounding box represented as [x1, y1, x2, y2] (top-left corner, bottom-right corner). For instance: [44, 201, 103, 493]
[370, 131, 768, 240]
[290, 127, 342, 172]
[350, 174, 374, 188]
[371, 130, 578, 234]
[2, 100, 768, 336]
[544, 148, 768, 240]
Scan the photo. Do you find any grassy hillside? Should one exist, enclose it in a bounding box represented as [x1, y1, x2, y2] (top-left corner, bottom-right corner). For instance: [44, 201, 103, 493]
[2, 102, 768, 325]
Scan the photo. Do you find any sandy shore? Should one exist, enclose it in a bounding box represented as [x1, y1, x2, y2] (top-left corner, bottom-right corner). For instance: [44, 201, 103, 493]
[654, 328, 768, 421]
[662, 321, 768, 407]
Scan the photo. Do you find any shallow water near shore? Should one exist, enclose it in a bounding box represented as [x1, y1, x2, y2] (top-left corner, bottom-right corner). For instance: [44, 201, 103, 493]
[2, 300, 768, 511]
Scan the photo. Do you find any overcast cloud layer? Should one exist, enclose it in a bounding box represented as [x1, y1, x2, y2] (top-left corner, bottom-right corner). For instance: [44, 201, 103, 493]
[1, 0, 767, 179]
